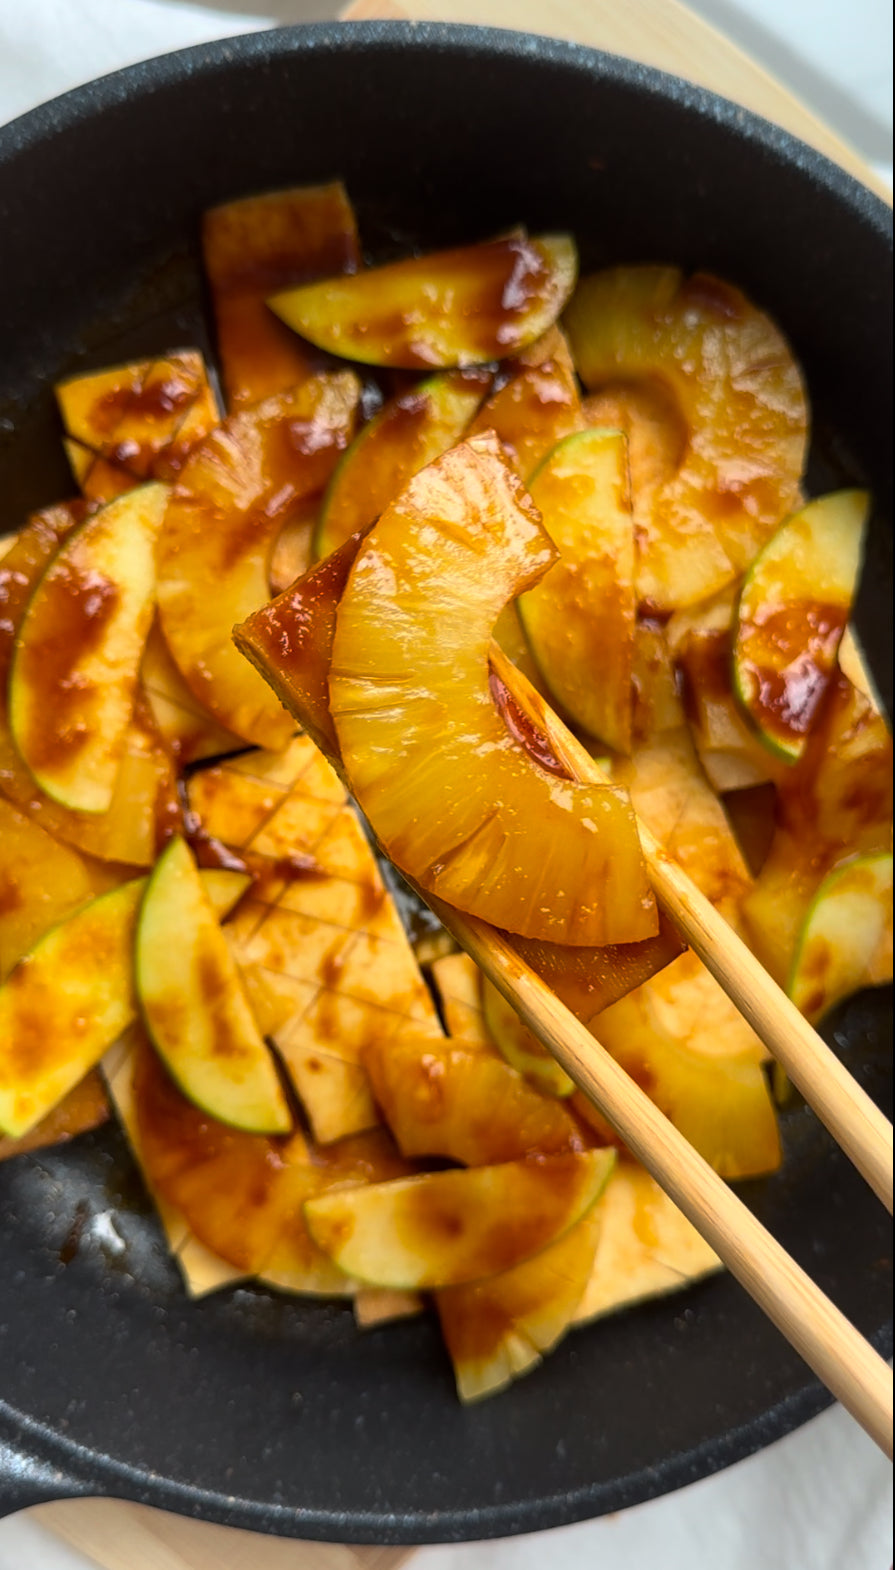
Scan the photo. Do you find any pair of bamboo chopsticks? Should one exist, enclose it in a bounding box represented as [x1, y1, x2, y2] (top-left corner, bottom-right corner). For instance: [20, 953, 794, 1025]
[443, 646, 894, 1456]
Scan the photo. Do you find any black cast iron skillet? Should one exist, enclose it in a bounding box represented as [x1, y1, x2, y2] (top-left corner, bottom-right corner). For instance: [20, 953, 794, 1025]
[0, 22, 891, 1547]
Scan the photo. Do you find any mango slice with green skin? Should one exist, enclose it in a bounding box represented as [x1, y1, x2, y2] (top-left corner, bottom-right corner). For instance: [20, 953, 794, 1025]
[519, 428, 636, 754]
[132, 1038, 410, 1293]
[481, 976, 574, 1098]
[202, 182, 360, 412]
[0, 868, 249, 1138]
[156, 373, 358, 749]
[269, 233, 578, 370]
[303, 1149, 614, 1290]
[733, 490, 869, 762]
[362, 1034, 584, 1162]
[10, 484, 168, 814]
[789, 852, 893, 1024]
[136, 837, 291, 1135]
[667, 586, 780, 793]
[564, 266, 807, 611]
[314, 368, 491, 560]
[329, 434, 656, 947]
[437, 1204, 604, 1403]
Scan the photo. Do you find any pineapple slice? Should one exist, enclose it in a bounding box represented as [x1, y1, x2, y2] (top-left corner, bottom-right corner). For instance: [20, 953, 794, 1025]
[314, 368, 491, 560]
[564, 266, 808, 609]
[329, 435, 656, 946]
[202, 183, 360, 411]
[612, 727, 752, 909]
[363, 1035, 585, 1164]
[1, 507, 179, 865]
[668, 586, 780, 793]
[788, 852, 892, 1024]
[56, 351, 220, 482]
[354, 1288, 424, 1329]
[10, 485, 168, 813]
[436, 1204, 603, 1402]
[268, 495, 319, 594]
[269, 233, 578, 369]
[467, 325, 584, 480]
[186, 735, 443, 1144]
[733, 491, 868, 762]
[0, 796, 97, 980]
[430, 951, 492, 1046]
[140, 619, 242, 765]
[156, 375, 358, 749]
[573, 1157, 721, 1324]
[304, 1150, 614, 1290]
[236, 531, 365, 757]
[236, 518, 681, 1006]
[0, 1070, 109, 1163]
[631, 615, 686, 743]
[64, 437, 134, 505]
[519, 428, 636, 753]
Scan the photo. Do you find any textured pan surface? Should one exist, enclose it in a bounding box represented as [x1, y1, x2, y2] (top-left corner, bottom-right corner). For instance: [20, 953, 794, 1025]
[0, 22, 891, 1545]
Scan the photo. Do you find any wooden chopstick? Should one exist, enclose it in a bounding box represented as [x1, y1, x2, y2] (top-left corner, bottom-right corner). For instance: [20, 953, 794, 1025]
[490, 644, 895, 1216]
[428, 891, 894, 1457]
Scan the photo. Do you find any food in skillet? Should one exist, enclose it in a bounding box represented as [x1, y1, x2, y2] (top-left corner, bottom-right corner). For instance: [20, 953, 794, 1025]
[0, 182, 891, 1404]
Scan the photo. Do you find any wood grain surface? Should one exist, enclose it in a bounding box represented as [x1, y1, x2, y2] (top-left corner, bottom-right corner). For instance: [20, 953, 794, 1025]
[31, 2, 886, 1567]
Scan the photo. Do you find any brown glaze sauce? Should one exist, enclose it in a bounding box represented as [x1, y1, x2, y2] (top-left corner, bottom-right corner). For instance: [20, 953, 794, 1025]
[679, 272, 744, 322]
[16, 561, 119, 772]
[488, 667, 571, 780]
[741, 600, 846, 742]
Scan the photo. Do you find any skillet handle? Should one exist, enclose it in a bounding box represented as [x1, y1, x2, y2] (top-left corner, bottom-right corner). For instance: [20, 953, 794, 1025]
[0, 1434, 87, 1518]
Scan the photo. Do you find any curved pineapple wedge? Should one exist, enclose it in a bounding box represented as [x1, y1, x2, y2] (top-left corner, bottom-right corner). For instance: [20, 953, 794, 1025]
[132, 1038, 410, 1291]
[304, 1150, 614, 1290]
[269, 233, 578, 369]
[519, 427, 636, 753]
[314, 368, 491, 560]
[564, 266, 808, 610]
[329, 435, 656, 947]
[156, 373, 358, 749]
[363, 1034, 584, 1163]
[10, 484, 168, 813]
[732, 490, 869, 763]
[436, 1203, 604, 1403]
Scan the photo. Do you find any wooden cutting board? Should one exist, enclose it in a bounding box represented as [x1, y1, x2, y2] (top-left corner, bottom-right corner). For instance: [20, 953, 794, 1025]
[29, 4, 885, 1569]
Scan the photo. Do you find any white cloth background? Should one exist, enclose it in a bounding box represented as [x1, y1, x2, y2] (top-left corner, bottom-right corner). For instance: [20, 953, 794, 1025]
[0, 3, 891, 1567]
